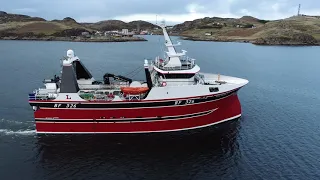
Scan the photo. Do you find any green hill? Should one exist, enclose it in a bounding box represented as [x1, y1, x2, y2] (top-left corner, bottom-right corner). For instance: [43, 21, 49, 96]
[82, 20, 158, 31]
[0, 13, 92, 38]
[174, 15, 320, 45]
[0, 11, 148, 42]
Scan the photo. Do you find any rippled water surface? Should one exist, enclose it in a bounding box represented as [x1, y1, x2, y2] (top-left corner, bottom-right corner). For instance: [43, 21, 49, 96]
[0, 36, 319, 180]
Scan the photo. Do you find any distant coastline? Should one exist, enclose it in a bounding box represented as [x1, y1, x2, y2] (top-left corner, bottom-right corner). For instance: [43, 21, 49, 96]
[174, 15, 320, 46]
[2, 10, 320, 46]
[181, 36, 252, 43]
[181, 36, 320, 46]
[0, 11, 156, 43]
[0, 36, 147, 42]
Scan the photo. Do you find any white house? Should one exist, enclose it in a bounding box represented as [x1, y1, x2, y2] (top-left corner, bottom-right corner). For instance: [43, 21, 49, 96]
[122, 29, 129, 35]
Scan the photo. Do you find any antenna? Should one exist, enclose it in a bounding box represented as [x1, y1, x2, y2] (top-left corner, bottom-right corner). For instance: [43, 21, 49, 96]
[298, 4, 301, 16]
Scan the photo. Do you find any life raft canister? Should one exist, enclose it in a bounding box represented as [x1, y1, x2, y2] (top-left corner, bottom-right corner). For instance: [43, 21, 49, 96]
[120, 87, 149, 95]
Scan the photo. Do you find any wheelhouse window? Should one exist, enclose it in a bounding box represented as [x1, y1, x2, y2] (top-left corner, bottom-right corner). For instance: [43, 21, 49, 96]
[209, 87, 219, 92]
[158, 72, 195, 79]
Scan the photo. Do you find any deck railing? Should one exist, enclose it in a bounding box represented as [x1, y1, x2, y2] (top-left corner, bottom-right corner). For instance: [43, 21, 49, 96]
[152, 56, 196, 71]
[28, 93, 51, 100]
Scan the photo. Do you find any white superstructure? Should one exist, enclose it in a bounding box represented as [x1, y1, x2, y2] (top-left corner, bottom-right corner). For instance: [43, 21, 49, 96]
[29, 24, 248, 103]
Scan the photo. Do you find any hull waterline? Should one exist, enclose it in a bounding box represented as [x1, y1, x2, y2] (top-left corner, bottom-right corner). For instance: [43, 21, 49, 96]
[33, 92, 242, 134]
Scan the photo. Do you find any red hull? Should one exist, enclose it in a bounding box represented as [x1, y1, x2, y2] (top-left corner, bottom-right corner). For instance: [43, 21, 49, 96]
[34, 93, 242, 133]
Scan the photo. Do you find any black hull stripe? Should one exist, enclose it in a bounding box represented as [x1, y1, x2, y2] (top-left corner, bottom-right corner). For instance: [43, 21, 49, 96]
[35, 109, 213, 123]
[30, 90, 237, 109]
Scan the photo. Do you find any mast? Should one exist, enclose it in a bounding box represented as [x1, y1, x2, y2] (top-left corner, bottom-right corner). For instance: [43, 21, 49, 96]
[159, 23, 185, 67]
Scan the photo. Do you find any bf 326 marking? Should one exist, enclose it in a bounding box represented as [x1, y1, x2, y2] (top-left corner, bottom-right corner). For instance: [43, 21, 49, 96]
[54, 104, 77, 108]
[175, 99, 195, 105]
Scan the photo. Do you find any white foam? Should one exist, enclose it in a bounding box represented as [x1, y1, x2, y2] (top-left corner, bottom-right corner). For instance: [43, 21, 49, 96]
[0, 118, 25, 125]
[0, 129, 36, 135]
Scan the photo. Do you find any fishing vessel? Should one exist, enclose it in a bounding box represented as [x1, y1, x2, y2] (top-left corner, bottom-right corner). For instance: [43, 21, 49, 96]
[28, 25, 248, 134]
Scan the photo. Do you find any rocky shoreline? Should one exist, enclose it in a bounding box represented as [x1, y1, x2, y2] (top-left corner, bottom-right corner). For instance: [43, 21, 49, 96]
[181, 36, 252, 43]
[175, 15, 320, 46]
[0, 36, 147, 42]
[181, 36, 320, 46]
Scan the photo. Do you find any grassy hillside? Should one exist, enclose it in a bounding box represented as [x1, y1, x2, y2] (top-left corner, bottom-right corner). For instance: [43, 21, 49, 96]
[82, 20, 158, 31]
[83, 20, 127, 31]
[0, 11, 45, 23]
[0, 11, 155, 41]
[0, 12, 93, 38]
[175, 15, 320, 45]
[3, 10, 317, 45]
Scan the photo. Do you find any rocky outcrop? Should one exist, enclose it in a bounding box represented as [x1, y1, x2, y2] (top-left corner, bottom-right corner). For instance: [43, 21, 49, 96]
[172, 16, 259, 33]
[0, 31, 47, 38]
[0, 35, 147, 42]
[181, 36, 251, 43]
[62, 17, 77, 23]
[51, 17, 80, 26]
[253, 30, 318, 46]
[51, 28, 89, 37]
[127, 20, 158, 30]
[0, 11, 7, 15]
[0, 12, 45, 23]
[0, 12, 152, 42]
[174, 15, 320, 46]
[83, 20, 158, 31]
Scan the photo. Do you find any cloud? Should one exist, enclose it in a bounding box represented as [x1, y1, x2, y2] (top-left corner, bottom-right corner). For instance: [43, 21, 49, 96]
[239, 9, 252, 16]
[78, 2, 237, 24]
[12, 8, 37, 13]
[77, 16, 107, 23]
[1, 0, 320, 24]
[112, 2, 238, 24]
[113, 13, 234, 25]
[186, 3, 206, 13]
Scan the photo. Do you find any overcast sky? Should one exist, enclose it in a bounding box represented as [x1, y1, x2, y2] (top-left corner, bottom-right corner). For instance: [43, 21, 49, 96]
[2, 0, 320, 24]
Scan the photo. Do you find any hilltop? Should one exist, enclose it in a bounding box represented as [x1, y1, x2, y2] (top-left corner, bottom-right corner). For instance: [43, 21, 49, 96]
[0, 11, 156, 42]
[0, 11, 45, 23]
[0, 13, 90, 38]
[173, 15, 320, 46]
[2, 11, 318, 45]
[83, 20, 158, 31]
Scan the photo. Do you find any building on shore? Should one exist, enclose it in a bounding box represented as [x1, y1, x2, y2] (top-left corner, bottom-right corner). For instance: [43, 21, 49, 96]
[94, 31, 103, 36]
[104, 30, 120, 37]
[104, 29, 134, 37]
[121, 29, 134, 37]
[140, 30, 149, 35]
[81, 32, 91, 38]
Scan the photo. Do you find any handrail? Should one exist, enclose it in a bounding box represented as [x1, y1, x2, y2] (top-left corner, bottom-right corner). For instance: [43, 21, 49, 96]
[28, 93, 53, 100]
[152, 55, 196, 71]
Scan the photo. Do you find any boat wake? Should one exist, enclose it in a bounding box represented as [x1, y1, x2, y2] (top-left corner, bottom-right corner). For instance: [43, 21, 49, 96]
[0, 118, 36, 136]
[0, 118, 27, 125]
[0, 129, 36, 136]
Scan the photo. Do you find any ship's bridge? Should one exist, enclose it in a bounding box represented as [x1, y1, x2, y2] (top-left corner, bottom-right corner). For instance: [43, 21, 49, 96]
[147, 24, 202, 86]
[152, 55, 196, 71]
[151, 24, 200, 73]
